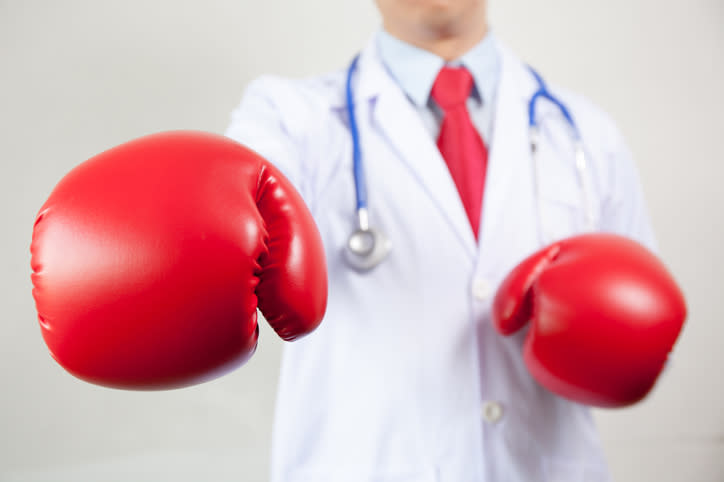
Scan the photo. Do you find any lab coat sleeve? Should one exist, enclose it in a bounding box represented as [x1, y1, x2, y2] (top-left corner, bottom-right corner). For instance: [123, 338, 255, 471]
[598, 124, 658, 253]
[224, 76, 307, 195]
[599, 127, 682, 374]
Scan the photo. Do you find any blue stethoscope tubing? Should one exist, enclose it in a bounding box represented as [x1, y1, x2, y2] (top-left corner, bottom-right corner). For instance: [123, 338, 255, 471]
[344, 55, 393, 271]
[526, 66, 596, 239]
[346, 55, 367, 214]
[344, 54, 595, 271]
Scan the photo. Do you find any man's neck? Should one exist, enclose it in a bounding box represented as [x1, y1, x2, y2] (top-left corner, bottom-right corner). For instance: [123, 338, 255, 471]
[383, 18, 489, 61]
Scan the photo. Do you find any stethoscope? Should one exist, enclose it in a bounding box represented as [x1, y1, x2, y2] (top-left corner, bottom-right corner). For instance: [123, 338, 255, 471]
[344, 54, 393, 271]
[344, 54, 595, 271]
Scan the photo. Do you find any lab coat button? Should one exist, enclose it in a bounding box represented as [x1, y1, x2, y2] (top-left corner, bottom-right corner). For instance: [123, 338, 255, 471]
[482, 401, 503, 423]
[472, 278, 492, 301]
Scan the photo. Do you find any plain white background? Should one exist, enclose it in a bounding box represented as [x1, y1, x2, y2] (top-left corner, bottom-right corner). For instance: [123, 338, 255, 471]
[1, 1, 722, 480]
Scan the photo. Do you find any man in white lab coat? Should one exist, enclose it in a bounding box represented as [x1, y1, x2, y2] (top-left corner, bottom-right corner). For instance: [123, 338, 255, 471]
[225, 1, 655, 480]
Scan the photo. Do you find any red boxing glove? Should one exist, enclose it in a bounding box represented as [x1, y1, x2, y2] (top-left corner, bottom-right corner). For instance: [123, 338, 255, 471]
[31, 131, 327, 390]
[492, 233, 686, 407]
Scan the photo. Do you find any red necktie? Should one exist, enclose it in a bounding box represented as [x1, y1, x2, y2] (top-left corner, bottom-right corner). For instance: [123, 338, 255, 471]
[431, 66, 488, 239]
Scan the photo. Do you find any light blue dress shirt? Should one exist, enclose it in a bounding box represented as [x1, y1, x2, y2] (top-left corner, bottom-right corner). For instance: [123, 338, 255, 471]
[376, 29, 501, 145]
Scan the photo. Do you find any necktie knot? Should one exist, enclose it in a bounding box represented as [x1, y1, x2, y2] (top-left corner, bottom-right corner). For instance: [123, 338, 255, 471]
[431, 66, 474, 110]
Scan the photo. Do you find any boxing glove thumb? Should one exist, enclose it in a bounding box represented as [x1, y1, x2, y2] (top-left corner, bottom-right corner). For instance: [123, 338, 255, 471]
[492, 243, 561, 336]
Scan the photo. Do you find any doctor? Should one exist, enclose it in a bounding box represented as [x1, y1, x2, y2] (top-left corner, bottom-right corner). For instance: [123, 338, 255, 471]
[224, 1, 658, 481]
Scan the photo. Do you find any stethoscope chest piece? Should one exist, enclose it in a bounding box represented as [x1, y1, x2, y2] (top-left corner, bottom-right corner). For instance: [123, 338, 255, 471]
[344, 212, 391, 271]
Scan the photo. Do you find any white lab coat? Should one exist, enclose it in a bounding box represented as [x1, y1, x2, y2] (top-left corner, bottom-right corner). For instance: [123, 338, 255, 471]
[225, 35, 655, 482]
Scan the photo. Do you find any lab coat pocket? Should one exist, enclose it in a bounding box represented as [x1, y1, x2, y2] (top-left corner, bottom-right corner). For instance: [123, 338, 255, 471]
[542, 456, 610, 482]
[538, 174, 589, 242]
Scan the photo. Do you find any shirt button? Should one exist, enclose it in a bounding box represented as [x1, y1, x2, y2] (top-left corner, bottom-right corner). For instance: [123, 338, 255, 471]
[482, 401, 503, 423]
[472, 278, 492, 301]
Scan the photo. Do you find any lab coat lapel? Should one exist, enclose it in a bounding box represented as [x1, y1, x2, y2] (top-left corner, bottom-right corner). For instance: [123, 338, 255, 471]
[357, 43, 478, 258]
[477, 43, 539, 252]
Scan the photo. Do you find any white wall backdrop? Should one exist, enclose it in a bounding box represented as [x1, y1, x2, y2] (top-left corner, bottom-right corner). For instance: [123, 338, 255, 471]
[1, 1, 722, 481]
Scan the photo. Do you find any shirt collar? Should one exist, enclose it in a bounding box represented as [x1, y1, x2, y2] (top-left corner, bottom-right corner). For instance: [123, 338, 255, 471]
[376, 29, 501, 108]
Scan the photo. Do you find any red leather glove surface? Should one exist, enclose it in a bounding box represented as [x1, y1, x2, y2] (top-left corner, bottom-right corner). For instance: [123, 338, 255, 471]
[31, 131, 327, 389]
[493, 233, 686, 407]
